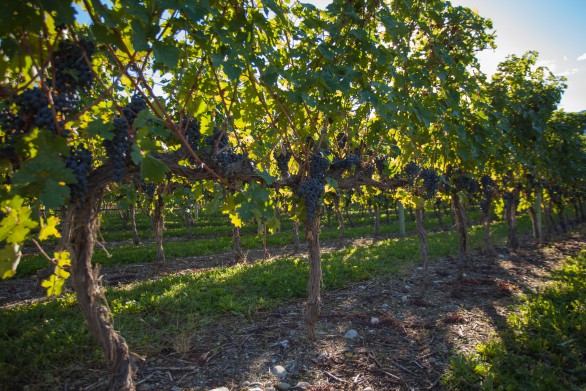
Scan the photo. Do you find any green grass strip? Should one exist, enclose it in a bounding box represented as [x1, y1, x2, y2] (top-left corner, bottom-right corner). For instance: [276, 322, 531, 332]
[442, 249, 586, 391]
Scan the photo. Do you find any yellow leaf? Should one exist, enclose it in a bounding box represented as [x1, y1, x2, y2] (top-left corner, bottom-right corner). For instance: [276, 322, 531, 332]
[229, 212, 243, 228]
[39, 216, 61, 241]
[54, 251, 71, 268]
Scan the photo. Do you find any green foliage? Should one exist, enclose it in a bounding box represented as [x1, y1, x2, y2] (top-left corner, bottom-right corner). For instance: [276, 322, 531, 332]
[443, 250, 586, 390]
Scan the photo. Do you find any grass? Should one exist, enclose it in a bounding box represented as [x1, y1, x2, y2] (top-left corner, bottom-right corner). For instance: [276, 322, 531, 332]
[0, 216, 531, 389]
[442, 250, 586, 391]
[16, 207, 487, 278]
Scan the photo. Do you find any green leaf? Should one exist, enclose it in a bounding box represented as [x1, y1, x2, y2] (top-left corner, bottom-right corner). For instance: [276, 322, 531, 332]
[0, 243, 21, 279]
[266, 215, 281, 233]
[41, 180, 72, 209]
[86, 118, 113, 139]
[325, 177, 339, 190]
[153, 41, 181, 69]
[10, 138, 75, 209]
[131, 145, 144, 165]
[141, 155, 169, 182]
[254, 168, 275, 185]
[130, 20, 150, 52]
[43, 0, 76, 26]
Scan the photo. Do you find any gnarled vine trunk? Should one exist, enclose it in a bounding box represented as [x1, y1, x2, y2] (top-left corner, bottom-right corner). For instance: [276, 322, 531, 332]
[398, 201, 406, 237]
[344, 203, 355, 227]
[68, 194, 135, 391]
[481, 207, 494, 255]
[304, 216, 321, 340]
[153, 191, 165, 272]
[504, 190, 519, 251]
[535, 189, 543, 242]
[233, 226, 244, 262]
[373, 204, 380, 242]
[555, 201, 567, 233]
[129, 202, 140, 246]
[183, 208, 193, 239]
[435, 199, 444, 229]
[544, 201, 557, 236]
[333, 194, 345, 241]
[292, 221, 300, 253]
[451, 190, 468, 279]
[414, 205, 430, 298]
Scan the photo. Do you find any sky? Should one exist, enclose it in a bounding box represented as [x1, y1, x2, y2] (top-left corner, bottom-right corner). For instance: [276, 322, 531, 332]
[307, 0, 586, 112]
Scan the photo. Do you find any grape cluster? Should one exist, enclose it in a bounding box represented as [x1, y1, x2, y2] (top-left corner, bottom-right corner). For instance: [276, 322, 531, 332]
[454, 175, 480, 195]
[297, 178, 325, 221]
[184, 118, 201, 150]
[374, 157, 387, 175]
[480, 175, 496, 194]
[52, 39, 96, 93]
[65, 144, 92, 201]
[273, 149, 291, 177]
[13, 88, 48, 115]
[479, 175, 497, 214]
[420, 168, 439, 199]
[215, 149, 245, 167]
[309, 153, 330, 180]
[331, 154, 359, 170]
[103, 95, 148, 181]
[404, 161, 420, 181]
[205, 127, 229, 152]
[104, 118, 130, 180]
[0, 106, 25, 142]
[0, 39, 97, 139]
[143, 183, 156, 199]
[121, 94, 147, 123]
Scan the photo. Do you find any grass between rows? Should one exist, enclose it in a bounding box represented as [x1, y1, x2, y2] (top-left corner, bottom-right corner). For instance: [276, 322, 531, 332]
[0, 217, 529, 389]
[17, 209, 480, 277]
[442, 249, 586, 391]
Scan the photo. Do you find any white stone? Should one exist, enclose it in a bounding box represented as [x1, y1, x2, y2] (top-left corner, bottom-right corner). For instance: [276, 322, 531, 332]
[209, 388, 229, 391]
[344, 329, 359, 339]
[272, 365, 287, 379]
[401, 295, 408, 302]
[370, 317, 380, 325]
[275, 382, 292, 390]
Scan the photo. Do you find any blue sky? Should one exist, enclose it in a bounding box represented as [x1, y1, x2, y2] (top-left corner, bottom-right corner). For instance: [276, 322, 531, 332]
[308, 0, 586, 112]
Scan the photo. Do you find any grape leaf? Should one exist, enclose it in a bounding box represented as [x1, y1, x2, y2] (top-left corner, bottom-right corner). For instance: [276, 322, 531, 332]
[141, 155, 169, 182]
[0, 243, 21, 279]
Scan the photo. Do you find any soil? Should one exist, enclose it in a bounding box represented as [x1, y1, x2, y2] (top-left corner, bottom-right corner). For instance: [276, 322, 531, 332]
[4, 225, 586, 391]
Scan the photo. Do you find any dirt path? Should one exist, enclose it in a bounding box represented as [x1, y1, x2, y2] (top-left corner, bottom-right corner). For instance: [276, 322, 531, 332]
[59, 225, 586, 391]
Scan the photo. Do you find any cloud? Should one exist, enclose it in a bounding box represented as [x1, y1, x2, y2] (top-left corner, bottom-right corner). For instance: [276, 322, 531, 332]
[578, 53, 586, 61]
[557, 68, 579, 77]
[536, 60, 557, 72]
